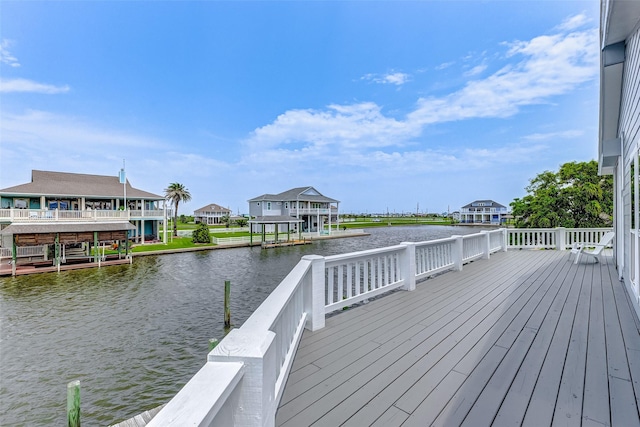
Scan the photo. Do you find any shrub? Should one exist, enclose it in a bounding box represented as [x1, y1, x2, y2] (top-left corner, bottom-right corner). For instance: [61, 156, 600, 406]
[192, 222, 211, 243]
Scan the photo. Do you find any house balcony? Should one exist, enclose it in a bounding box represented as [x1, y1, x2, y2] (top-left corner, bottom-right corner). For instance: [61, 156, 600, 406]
[0, 208, 166, 223]
[289, 208, 332, 215]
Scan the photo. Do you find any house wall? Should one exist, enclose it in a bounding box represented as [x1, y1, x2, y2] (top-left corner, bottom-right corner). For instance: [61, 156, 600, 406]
[249, 201, 263, 218]
[617, 24, 640, 315]
[249, 200, 283, 217]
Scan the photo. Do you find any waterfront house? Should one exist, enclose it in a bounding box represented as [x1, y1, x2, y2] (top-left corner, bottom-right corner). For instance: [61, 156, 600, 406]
[460, 199, 507, 224]
[194, 203, 231, 225]
[0, 170, 167, 274]
[248, 186, 340, 234]
[600, 0, 640, 319]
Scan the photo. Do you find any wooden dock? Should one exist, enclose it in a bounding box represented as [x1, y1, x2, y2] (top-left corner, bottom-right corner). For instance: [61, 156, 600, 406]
[262, 240, 312, 249]
[277, 250, 640, 426]
[0, 257, 131, 276]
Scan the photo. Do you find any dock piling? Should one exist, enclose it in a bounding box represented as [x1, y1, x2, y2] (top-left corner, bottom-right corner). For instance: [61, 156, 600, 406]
[67, 380, 80, 427]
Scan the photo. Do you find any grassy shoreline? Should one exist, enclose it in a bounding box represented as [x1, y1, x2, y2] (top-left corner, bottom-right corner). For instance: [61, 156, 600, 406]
[136, 219, 455, 253]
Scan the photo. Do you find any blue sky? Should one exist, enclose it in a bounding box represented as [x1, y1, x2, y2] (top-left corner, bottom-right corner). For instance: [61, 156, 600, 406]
[0, 1, 600, 215]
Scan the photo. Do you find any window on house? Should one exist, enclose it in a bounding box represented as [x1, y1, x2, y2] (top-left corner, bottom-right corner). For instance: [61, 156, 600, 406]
[267, 202, 271, 210]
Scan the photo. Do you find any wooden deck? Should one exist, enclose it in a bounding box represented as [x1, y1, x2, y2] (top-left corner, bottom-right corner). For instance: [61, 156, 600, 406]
[277, 250, 640, 426]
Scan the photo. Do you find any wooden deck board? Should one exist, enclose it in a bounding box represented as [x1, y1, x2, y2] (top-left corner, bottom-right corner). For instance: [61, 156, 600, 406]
[279, 253, 553, 426]
[608, 262, 640, 421]
[603, 260, 640, 427]
[276, 250, 640, 427]
[521, 259, 586, 426]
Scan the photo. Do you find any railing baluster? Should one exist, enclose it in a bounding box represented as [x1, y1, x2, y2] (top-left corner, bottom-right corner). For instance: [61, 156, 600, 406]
[338, 265, 344, 301]
[346, 263, 353, 299]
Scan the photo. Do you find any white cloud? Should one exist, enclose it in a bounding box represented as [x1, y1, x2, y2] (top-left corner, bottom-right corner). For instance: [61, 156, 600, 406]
[556, 13, 590, 32]
[1, 40, 20, 67]
[246, 102, 421, 151]
[436, 61, 454, 70]
[409, 27, 598, 124]
[464, 63, 488, 77]
[0, 78, 70, 94]
[523, 129, 583, 141]
[362, 71, 410, 86]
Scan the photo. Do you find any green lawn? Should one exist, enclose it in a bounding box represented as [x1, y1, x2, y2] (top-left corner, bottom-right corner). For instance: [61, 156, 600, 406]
[131, 237, 216, 252]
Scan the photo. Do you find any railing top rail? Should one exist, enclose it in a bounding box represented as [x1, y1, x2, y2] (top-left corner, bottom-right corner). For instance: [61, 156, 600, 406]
[507, 227, 612, 232]
[462, 232, 485, 240]
[324, 244, 406, 263]
[413, 236, 457, 247]
[486, 229, 504, 234]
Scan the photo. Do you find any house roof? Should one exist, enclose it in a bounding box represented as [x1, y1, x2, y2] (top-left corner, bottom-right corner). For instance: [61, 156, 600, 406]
[462, 200, 506, 209]
[0, 221, 136, 235]
[248, 186, 339, 203]
[0, 170, 164, 200]
[194, 203, 231, 214]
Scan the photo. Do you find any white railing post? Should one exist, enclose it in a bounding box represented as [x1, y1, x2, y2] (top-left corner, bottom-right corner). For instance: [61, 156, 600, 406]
[556, 227, 566, 250]
[400, 242, 416, 291]
[302, 255, 326, 331]
[481, 231, 491, 259]
[452, 235, 464, 271]
[501, 228, 508, 252]
[209, 329, 277, 427]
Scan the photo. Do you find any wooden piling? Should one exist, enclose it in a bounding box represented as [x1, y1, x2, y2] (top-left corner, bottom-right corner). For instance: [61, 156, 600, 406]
[224, 280, 231, 328]
[67, 380, 80, 427]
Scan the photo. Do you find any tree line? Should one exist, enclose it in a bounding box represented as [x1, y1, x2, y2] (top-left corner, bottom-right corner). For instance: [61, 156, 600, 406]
[510, 160, 613, 228]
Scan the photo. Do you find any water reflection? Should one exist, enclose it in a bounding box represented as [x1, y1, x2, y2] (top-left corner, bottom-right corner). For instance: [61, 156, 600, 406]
[0, 225, 477, 425]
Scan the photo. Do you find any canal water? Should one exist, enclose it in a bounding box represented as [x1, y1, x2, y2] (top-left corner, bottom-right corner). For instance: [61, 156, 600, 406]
[0, 225, 478, 426]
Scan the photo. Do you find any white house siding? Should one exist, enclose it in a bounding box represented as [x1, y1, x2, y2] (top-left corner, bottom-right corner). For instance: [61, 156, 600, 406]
[617, 24, 640, 315]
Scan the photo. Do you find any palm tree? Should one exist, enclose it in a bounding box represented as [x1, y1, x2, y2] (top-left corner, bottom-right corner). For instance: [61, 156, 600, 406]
[220, 214, 231, 228]
[164, 182, 192, 237]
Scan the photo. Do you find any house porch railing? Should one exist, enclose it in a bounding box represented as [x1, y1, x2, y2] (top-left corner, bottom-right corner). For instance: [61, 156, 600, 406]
[0, 208, 165, 222]
[120, 227, 612, 426]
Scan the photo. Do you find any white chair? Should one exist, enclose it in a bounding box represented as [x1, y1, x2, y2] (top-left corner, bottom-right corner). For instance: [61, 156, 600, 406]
[570, 231, 615, 264]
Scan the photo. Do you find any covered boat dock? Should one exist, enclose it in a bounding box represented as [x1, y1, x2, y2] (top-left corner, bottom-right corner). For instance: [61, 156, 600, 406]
[0, 221, 136, 276]
[249, 215, 307, 248]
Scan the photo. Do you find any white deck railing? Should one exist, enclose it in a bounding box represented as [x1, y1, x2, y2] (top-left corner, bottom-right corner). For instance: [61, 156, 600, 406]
[0, 245, 47, 260]
[124, 227, 615, 426]
[0, 208, 165, 222]
[145, 228, 512, 427]
[507, 227, 612, 250]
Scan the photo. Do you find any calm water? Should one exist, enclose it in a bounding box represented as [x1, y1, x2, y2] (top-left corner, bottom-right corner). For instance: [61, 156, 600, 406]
[0, 226, 476, 426]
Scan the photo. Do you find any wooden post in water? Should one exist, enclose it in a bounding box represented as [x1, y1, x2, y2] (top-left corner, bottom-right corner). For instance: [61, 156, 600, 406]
[224, 280, 231, 328]
[67, 380, 80, 427]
